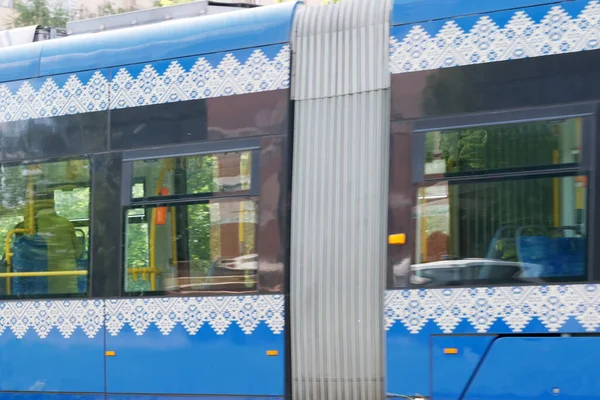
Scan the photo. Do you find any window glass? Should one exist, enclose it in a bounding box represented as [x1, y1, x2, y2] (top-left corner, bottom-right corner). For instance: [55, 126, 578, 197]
[413, 177, 587, 286]
[0, 160, 91, 297]
[125, 199, 258, 294]
[131, 151, 252, 200]
[125, 149, 259, 295]
[389, 117, 590, 288]
[424, 119, 581, 178]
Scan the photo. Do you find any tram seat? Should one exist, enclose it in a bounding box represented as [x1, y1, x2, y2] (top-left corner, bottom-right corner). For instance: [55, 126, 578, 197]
[11, 234, 48, 296]
[555, 237, 586, 276]
[518, 235, 586, 278]
[517, 235, 557, 276]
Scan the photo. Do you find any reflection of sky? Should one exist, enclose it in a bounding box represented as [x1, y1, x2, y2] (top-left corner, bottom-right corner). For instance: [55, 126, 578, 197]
[424, 159, 446, 175]
[417, 181, 449, 217]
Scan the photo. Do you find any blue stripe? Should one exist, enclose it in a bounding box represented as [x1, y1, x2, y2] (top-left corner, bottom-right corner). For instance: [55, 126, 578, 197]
[0, 2, 300, 83]
[391, 0, 570, 26]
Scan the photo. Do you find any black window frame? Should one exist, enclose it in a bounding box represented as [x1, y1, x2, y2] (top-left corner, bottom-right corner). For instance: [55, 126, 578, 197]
[388, 103, 598, 289]
[120, 137, 263, 297]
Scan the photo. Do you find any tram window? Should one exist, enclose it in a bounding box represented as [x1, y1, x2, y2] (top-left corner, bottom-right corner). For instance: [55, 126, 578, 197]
[124, 149, 259, 295]
[124, 199, 258, 294]
[0, 159, 91, 298]
[423, 119, 581, 178]
[398, 117, 590, 287]
[131, 151, 253, 201]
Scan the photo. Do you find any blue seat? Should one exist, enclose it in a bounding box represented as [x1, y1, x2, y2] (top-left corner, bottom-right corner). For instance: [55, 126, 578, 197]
[554, 237, 586, 277]
[11, 235, 48, 296]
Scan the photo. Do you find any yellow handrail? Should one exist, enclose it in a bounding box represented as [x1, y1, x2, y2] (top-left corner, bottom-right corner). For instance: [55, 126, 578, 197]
[149, 159, 171, 291]
[127, 267, 161, 282]
[0, 270, 87, 278]
[170, 206, 177, 268]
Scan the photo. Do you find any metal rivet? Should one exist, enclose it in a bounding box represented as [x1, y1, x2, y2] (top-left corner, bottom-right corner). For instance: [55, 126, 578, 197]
[552, 388, 560, 394]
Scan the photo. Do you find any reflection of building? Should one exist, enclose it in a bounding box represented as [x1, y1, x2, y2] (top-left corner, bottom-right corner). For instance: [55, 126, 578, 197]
[0, 0, 323, 29]
[0, 1, 14, 30]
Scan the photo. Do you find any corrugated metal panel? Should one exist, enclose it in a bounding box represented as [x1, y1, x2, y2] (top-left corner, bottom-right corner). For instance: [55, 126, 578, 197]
[290, 1, 392, 399]
[291, 0, 391, 100]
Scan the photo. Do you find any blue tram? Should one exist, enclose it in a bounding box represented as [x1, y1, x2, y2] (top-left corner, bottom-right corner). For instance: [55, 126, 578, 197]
[0, 0, 598, 399]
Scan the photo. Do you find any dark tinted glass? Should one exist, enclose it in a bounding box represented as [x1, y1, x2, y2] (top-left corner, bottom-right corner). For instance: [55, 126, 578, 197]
[110, 100, 208, 150]
[89, 153, 123, 298]
[0, 113, 108, 162]
[423, 119, 582, 178]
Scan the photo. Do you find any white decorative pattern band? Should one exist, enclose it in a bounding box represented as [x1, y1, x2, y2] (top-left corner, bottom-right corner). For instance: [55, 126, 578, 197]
[0, 300, 104, 339]
[389, 1, 600, 74]
[0, 45, 290, 123]
[384, 285, 600, 334]
[0, 295, 283, 339]
[105, 295, 285, 336]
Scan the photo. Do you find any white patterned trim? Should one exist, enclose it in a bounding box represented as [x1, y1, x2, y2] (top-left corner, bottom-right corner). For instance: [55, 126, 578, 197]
[389, 1, 600, 74]
[0, 300, 104, 339]
[384, 285, 600, 334]
[105, 295, 285, 336]
[0, 45, 290, 123]
[0, 295, 283, 339]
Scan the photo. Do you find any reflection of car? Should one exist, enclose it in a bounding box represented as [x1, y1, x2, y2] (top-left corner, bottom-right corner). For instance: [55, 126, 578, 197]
[410, 258, 544, 286]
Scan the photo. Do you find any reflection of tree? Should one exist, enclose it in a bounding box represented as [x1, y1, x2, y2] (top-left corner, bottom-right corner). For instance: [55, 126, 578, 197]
[11, 0, 136, 28]
[422, 71, 559, 260]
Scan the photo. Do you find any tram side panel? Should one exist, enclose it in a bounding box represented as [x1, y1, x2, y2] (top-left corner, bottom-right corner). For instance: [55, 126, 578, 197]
[0, 70, 111, 394]
[386, 1, 600, 398]
[103, 47, 290, 397]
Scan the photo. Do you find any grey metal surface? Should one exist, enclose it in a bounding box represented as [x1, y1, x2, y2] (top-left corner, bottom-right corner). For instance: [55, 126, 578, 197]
[0, 25, 38, 48]
[290, 0, 392, 399]
[291, 0, 391, 100]
[66, 1, 209, 35]
[0, 25, 65, 48]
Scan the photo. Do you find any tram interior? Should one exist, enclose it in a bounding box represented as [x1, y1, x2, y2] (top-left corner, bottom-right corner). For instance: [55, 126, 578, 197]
[0, 150, 258, 297]
[413, 118, 587, 286]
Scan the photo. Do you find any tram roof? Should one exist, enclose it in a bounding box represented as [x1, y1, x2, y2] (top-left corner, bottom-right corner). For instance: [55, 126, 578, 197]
[391, 0, 571, 26]
[0, 1, 300, 84]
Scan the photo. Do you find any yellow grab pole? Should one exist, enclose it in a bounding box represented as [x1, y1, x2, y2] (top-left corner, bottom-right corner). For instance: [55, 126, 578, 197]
[149, 160, 169, 291]
[170, 207, 177, 267]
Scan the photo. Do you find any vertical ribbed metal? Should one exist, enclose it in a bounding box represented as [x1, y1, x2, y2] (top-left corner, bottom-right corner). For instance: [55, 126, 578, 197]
[290, 1, 391, 399]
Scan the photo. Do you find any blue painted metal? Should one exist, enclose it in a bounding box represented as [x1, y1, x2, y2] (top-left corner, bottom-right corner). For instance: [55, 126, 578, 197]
[105, 323, 285, 396]
[0, 394, 103, 400]
[0, 328, 104, 392]
[464, 336, 600, 399]
[431, 336, 496, 400]
[391, 0, 569, 26]
[0, 394, 281, 400]
[107, 396, 284, 400]
[0, 42, 43, 84]
[384, 285, 600, 397]
[0, 1, 299, 83]
[386, 322, 437, 397]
